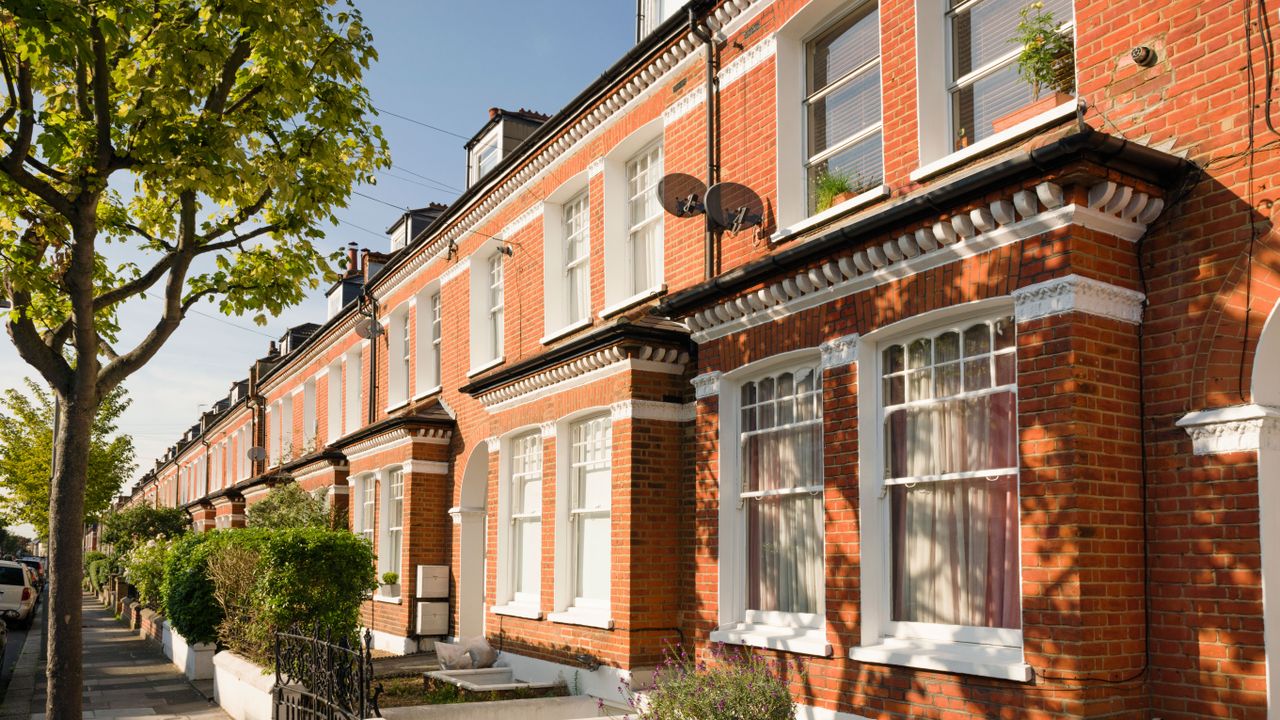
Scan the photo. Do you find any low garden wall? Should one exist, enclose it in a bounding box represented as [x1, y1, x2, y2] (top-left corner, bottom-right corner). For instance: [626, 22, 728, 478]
[213, 651, 274, 720]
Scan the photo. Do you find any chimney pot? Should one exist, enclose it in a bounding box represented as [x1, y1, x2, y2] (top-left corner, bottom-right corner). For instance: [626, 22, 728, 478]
[489, 107, 499, 119]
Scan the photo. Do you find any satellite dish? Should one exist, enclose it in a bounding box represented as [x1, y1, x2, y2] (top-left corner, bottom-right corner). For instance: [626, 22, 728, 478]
[247, 446, 267, 462]
[354, 317, 384, 339]
[706, 182, 763, 234]
[657, 173, 707, 218]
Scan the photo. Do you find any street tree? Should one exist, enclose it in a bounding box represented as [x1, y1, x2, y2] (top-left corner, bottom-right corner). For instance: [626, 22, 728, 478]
[0, 379, 136, 539]
[0, 2, 388, 716]
[98, 502, 189, 557]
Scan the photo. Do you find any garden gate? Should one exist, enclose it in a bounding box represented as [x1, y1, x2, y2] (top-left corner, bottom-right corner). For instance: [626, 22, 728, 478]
[273, 627, 381, 720]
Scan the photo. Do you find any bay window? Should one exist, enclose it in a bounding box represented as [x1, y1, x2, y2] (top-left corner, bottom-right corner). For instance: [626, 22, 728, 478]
[504, 432, 542, 611]
[853, 308, 1028, 681]
[552, 414, 611, 625]
[805, 2, 882, 214]
[380, 468, 404, 596]
[355, 475, 376, 547]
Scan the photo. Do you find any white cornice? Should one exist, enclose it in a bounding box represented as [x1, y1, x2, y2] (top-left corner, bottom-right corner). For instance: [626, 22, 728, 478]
[1012, 274, 1145, 325]
[610, 400, 696, 423]
[440, 257, 471, 285]
[342, 426, 453, 463]
[685, 180, 1160, 343]
[476, 344, 688, 411]
[501, 204, 543, 240]
[692, 371, 722, 399]
[819, 334, 859, 371]
[663, 84, 707, 126]
[1177, 404, 1280, 455]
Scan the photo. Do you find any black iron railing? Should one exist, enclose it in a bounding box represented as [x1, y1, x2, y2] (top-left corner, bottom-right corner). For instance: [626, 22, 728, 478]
[273, 627, 381, 720]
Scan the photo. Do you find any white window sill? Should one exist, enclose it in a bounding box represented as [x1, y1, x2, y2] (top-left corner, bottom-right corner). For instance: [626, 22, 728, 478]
[466, 356, 505, 378]
[849, 638, 1031, 682]
[709, 623, 832, 658]
[385, 398, 410, 413]
[599, 285, 667, 319]
[492, 603, 543, 620]
[540, 317, 593, 345]
[413, 385, 442, 402]
[909, 100, 1078, 183]
[372, 594, 402, 605]
[547, 608, 614, 630]
[770, 185, 891, 244]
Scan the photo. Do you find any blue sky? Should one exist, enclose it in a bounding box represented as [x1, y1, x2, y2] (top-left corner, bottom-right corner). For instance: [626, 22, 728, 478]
[0, 1, 639, 537]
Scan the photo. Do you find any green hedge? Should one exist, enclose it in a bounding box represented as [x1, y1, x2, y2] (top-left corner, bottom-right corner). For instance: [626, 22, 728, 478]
[160, 528, 376, 662]
[123, 538, 173, 610]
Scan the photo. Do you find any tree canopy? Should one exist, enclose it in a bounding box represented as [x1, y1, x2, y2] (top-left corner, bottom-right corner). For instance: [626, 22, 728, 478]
[246, 482, 331, 529]
[0, 378, 135, 537]
[99, 502, 188, 558]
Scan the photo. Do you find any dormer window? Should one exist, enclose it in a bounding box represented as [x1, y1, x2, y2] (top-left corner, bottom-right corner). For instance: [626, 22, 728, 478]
[476, 139, 499, 178]
[465, 108, 547, 188]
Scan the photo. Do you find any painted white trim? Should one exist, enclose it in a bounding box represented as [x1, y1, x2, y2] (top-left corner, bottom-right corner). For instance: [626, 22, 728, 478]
[909, 101, 1079, 182]
[546, 608, 614, 630]
[796, 705, 874, 720]
[384, 399, 410, 414]
[692, 371, 722, 399]
[412, 385, 442, 401]
[448, 506, 485, 526]
[492, 603, 543, 621]
[343, 435, 451, 464]
[850, 639, 1032, 682]
[440, 257, 471, 285]
[663, 84, 707, 126]
[540, 317, 593, 346]
[364, 627, 417, 656]
[1177, 404, 1280, 455]
[1012, 274, 1146, 325]
[720, 36, 776, 87]
[485, 436, 501, 454]
[610, 400, 696, 423]
[539, 421, 557, 439]
[501, 203, 544, 240]
[688, 191, 1156, 343]
[587, 157, 605, 177]
[466, 356, 505, 378]
[819, 334, 859, 370]
[598, 285, 667, 319]
[494, 650, 649, 706]
[372, 594, 402, 605]
[772, 185, 892, 243]
[476, 348, 687, 411]
[710, 624, 833, 657]
[405, 459, 451, 476]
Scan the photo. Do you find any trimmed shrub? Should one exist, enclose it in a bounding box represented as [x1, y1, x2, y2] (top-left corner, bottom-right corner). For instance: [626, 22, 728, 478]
[624, 644, 797, 720]
[162, 531, 253, 644]
[208, 542, 268, 660]
[122, 538, 171, 610]
[246, 483, 331, 529]
[254, 527, 376, 642]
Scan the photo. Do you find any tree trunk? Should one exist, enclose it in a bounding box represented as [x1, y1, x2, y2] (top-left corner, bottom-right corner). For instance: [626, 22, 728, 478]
[46, 385, 95, 720]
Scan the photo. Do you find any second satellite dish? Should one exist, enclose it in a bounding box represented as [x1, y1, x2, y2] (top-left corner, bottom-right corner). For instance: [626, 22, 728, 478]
[706, 182, 763, 234]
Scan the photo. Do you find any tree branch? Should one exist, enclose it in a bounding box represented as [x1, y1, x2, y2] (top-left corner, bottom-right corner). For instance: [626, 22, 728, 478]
[204, 34, 252, 116]
[90, 17, 113, 173]
[91, 253, 175, 312]
[198, 187, 272, 243]
[0, 59, 74, 218]
[4, 290, 73, 394]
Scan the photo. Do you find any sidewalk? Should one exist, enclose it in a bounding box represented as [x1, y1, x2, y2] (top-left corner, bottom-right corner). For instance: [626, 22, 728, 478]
[1, 592, 227, 720]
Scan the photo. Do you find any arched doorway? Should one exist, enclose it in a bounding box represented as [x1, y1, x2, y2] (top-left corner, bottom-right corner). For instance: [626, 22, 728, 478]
[454, 444, 490, 639]
[1256, 304, 1280, 717]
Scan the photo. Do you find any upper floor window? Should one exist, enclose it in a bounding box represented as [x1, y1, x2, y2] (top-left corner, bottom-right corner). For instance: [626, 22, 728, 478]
[326, 359, 342, 442]
[882, 316, 1019, 634]
[805, 2, 882, 214]
[564, 192, 591, 325]
[388, 305, 412, 408]
[476, 140, 499, 179]
[431, 293, 442, 383]
[488, 254, 505, 358]
[344, 347, 362, 432]
[302, 378, 317, 451]
[626, 141, 664, 295]
[947, 0, 1073, 148]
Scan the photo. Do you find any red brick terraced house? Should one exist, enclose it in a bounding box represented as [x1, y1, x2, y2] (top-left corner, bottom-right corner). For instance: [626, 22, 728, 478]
[108, 0, 1280, 717]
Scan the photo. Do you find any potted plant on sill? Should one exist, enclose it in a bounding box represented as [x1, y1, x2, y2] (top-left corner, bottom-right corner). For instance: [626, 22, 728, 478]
[993, 1, 1075, 134]
[379, 571, 400, 598]
[814, 171, 868, 213]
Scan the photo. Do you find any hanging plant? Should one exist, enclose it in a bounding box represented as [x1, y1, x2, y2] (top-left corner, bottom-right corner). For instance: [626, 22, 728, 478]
[1012, 2, 1075, 98]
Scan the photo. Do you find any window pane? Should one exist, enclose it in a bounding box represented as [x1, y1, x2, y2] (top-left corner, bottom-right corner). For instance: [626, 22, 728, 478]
[809, 68, 881, 156]
[890, 475, 1020, 629]
[576, 514, 611, 602]
[747, 493, 824, 614]
[806, 131, 884, 212]
[809, 5, 879, 91]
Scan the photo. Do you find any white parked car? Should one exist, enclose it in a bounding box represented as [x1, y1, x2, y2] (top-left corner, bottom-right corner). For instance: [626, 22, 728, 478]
[0, 560, 36, 629]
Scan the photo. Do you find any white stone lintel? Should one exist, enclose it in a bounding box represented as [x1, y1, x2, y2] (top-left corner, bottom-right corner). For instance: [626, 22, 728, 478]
[819, 333, 859, 371]
[1012, 274, 1145, 325]
[1177, 404, 1280, 455]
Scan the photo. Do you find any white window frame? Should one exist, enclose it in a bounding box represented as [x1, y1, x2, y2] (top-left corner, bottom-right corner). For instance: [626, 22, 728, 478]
[387, 304, 412, 409]
[468, 243, 507, 374]
[711, 348, 832, 657]
[542, 173, 593, 342]
[775, 0, 888, 237]
[281, 392, 294, 461]
[549, 410, 614, 629]
[353, 473, 376, 547]
[911, 0, 1076, 179]
[495, 430, 543, 618]
[267, 401, 281, 466]
[624, 140, 664, 297]
[601, 119, 667, 315]
[802, 1, 883, 216]
[344, 346, 362, 433]
[413, 285, 443, 397]
[851, 297, 1031, 682]
[378, 467, 404, 598]
[302, 377, 317, 451]
[326, 359, 342, 443]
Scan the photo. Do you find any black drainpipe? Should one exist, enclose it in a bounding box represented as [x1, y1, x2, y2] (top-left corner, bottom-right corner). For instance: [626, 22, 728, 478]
[690, 9, 719, 280]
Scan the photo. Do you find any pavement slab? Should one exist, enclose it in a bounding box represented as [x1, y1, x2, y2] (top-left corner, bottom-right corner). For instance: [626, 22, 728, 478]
[0, 593, 228, 720]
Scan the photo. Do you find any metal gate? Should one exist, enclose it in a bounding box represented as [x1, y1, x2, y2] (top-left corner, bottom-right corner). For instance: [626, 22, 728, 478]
[273, 627, 381, 720]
